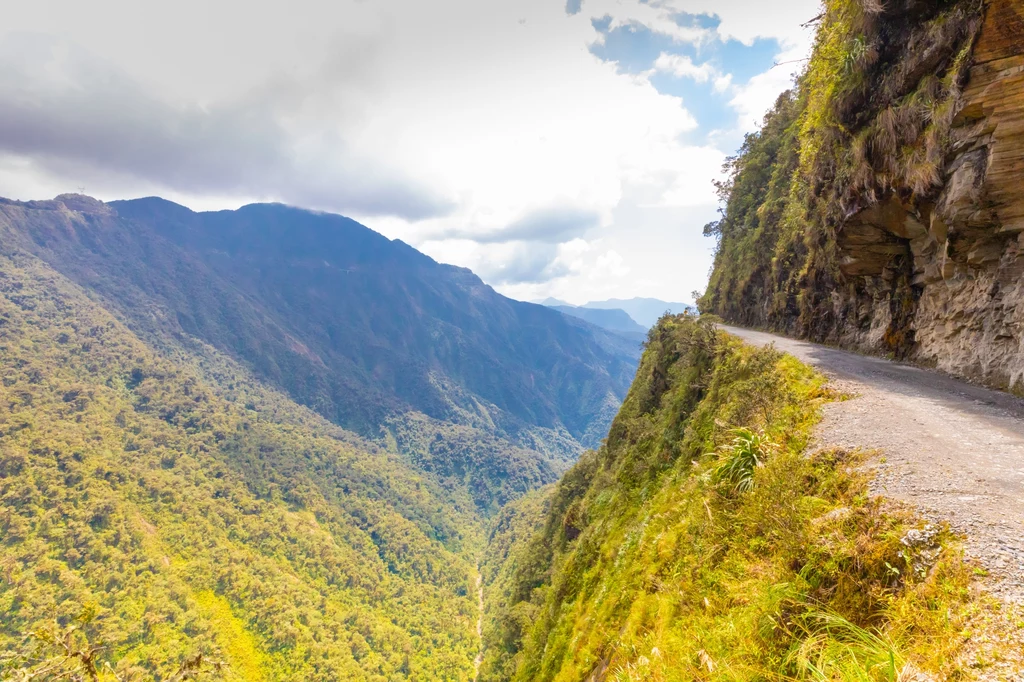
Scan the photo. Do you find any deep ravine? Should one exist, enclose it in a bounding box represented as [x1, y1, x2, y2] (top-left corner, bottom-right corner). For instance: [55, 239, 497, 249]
[473, 565, 484, 681]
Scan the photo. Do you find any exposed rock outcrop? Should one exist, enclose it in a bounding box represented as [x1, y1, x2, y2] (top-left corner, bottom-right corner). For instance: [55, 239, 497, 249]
[704, 0, 1024, 394]
[912, 0, 1024, 389]
[838, 0, 1024, 390]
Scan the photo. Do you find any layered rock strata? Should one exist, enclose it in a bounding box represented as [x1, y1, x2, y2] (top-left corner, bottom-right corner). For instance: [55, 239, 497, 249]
[825, 0, 1024, 390]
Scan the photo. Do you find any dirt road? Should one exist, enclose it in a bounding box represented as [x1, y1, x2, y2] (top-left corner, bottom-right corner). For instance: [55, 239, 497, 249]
[722, 326, 1024, 603]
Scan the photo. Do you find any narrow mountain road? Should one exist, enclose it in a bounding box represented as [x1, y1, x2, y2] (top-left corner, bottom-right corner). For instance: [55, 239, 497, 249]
[722, 326, 1024, 604]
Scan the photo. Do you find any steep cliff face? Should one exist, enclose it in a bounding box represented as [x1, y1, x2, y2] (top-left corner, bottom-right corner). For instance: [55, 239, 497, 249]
[911, 0, 1024, 388]
[703, 0, 1024, 393]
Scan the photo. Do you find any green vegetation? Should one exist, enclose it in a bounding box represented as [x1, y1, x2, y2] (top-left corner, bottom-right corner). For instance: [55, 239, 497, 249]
[700, 0, 983, 349]
[0, 192, 643, 679]
[382, 414, 566, 516]
[480, 314, 983, 681]
[0, 11, 1008, 670]
[477, 487, 554, 679]
[1, 606, 224, 681]
[0, 203, 1012, 678]
[0, 195, 639, 518]
[711, 428, 777, 494]
[0, 251, 482, 680]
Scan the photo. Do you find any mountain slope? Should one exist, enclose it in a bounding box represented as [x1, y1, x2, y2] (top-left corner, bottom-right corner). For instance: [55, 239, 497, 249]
[0, 247, 481, 679]
[480, 315, 987, 681]
[0, 195, 640, 512]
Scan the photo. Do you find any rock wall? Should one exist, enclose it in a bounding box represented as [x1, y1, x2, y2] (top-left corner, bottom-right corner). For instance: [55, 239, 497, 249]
[832, 0, 1024, 391]
[913, 0, 1024, 390]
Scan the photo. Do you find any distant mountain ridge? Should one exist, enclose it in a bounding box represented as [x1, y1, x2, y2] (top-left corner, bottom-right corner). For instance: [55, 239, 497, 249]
[549, 305, 646, 335]
[535, 296, 694, 332]
[534, 297, 573, 307]
[0, 194, 640, 512]
[583, 297, 694, 328]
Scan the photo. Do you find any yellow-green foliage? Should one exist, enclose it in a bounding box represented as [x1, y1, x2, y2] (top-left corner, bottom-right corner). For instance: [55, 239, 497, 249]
[191, 591, 269, 681]
[482, 314, 977, 682]
[802, 0, 981, 209]
[701, 90, 806, 332]
[478, 486, 555, 680]
[0, 251, 482, 680]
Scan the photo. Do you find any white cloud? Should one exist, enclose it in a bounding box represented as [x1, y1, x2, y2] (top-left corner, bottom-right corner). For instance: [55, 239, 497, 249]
[576, 0, 819, 53]
[595, 0, 817, 137]
[583, 0, 714, 46]
[686, 0, 821, 49]
[595, 249, 630, 278]
[639, 0, 820, 49]
[713, 73, 734, 94]
[725, 30, 811, 133]
[654, 53, 718, 83]
[419, 237, 595, 286]
[729, 63, 800, 131]
[0, 0, 816, 304]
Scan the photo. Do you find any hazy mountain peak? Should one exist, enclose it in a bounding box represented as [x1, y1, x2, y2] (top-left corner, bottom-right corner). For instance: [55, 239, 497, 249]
[532, 296, 573, 307]
[548, 305, 646, 336]
[583, 297, 693, 328]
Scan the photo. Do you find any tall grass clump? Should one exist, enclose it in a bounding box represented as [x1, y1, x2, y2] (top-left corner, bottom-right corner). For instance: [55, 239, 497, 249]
[712, 428, 778, 493]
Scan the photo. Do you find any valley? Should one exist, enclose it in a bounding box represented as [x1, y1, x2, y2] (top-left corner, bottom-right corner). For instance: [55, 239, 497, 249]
[3, 194, 1023, 679]
[0, 194, 642, 680]
[4, 0, 1024, 679]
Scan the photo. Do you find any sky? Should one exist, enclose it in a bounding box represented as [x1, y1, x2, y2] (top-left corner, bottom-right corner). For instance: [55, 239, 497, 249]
[0, 0, 820, 305]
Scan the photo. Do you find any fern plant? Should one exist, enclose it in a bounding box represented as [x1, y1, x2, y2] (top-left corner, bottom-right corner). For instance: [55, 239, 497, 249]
[712, 427, 776, 493]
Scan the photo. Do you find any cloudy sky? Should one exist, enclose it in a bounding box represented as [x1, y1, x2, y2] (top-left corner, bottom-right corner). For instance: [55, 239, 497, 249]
[1, 0, 819, 304]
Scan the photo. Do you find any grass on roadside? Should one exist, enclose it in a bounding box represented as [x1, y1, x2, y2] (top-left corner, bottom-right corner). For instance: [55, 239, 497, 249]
[483, 315, 1020, 682]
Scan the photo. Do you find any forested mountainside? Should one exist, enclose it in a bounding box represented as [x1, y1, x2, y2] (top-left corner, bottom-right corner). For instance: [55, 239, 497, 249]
[0, 246, 482, 679]
[478, 315, 986, 681]
[701, 0, 1024, 393]
[0, 195, 640, 513]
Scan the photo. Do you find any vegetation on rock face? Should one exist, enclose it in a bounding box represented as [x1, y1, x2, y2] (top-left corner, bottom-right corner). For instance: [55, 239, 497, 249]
[700, 0, 984, 354]
[0, 251, 483, 680]
[480, 314, 983, 681]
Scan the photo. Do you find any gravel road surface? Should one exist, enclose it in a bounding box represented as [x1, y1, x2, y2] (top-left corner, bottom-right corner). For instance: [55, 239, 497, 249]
[723, 325, 1024, 604]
